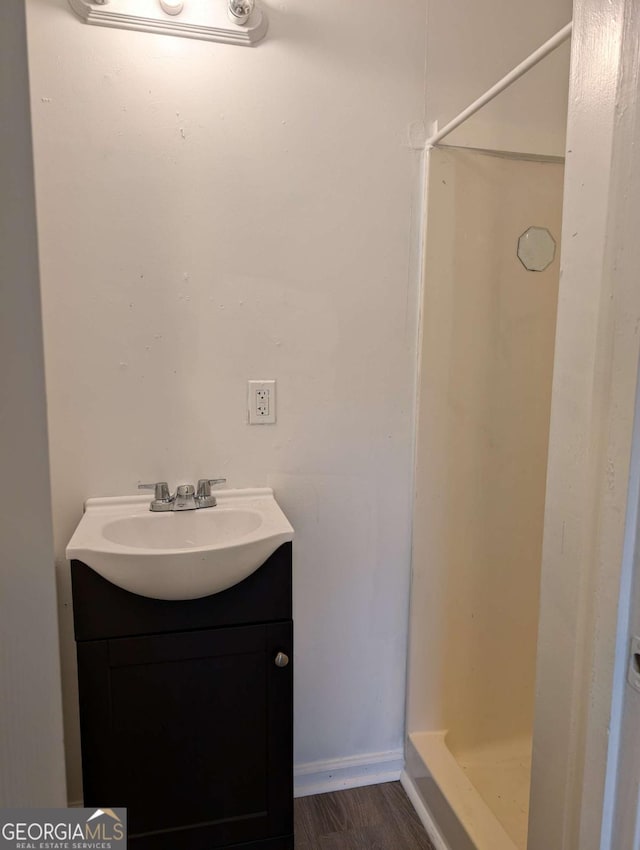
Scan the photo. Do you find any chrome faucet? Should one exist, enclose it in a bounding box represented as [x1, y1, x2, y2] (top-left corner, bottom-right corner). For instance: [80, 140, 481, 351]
[138, 478, 226, 512]
[137, 481, 173, 511]
[173, 484, 197, 511]
[195, 478, 227, 509]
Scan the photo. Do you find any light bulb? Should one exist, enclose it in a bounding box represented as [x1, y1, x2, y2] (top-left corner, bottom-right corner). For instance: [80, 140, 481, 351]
[228, 0, 255, 25]
[159, 0, 184, 15]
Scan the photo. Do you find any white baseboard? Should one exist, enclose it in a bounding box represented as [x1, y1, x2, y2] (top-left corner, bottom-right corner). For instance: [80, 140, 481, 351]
[400, 770, 450, 850]
[69, 751, 404, 807]
[294, 749, 404, 798]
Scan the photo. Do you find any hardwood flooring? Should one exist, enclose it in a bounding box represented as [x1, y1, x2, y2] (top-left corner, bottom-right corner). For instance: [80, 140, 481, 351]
[294, 782, 435, 850]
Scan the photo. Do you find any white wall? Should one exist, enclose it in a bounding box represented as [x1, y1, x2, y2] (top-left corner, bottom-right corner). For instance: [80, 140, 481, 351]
[0, 0, 66, 808]
[425, 0, 572, 156]
[26, 0, 427, 802]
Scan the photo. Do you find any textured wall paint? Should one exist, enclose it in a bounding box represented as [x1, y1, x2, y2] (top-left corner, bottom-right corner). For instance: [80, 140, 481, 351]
[0, 0, 66, 808]
[425, 0, 572, 156]
[26, 0, 427, 801]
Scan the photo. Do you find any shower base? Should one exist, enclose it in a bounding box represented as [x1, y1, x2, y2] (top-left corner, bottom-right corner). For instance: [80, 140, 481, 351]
[402, 731, 532, 850]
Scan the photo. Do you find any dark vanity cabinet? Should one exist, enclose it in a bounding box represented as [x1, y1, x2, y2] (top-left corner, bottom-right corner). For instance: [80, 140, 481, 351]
[71, 543, 293, 850]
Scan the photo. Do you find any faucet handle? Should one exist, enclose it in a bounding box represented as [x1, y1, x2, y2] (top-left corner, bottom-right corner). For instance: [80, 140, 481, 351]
[196, 478, 227, 508]
[197, 478, 227, 496]
[138, 481, 171, 501]
[138, 481, 174, 512]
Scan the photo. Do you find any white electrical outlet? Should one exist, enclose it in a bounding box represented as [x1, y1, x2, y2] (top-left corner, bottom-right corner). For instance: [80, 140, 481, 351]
[248, 380, 276, 424]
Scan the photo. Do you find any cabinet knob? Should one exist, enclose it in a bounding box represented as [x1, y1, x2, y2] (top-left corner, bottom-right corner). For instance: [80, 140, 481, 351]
[275, 652, 289, 668]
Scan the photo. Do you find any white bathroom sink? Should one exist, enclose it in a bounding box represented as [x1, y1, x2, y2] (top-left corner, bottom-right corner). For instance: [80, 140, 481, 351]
[66, 488, 294, 600]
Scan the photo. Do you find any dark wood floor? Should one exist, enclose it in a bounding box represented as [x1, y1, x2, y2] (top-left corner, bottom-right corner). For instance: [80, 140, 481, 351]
[294, 781, 435, 850]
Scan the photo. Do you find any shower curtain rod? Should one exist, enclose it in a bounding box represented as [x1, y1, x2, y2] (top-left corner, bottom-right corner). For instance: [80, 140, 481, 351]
[425, 21, 573, 148]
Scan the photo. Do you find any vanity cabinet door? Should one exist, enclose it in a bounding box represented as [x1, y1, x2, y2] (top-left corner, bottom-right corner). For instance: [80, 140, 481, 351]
[77, 621, 293, 850]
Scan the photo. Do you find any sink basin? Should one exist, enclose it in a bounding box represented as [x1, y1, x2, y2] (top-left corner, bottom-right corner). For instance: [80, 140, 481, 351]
[66, 488, 294, 600]
[102, 509, 263, 550]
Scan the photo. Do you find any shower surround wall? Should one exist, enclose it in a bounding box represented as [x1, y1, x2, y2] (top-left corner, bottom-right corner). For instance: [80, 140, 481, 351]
[406, 148, 563, 850]
[25, 0, 426, 803]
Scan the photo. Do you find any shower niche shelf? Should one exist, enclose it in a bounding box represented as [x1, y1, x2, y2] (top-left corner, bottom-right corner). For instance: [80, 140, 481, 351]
[68, 0, 268, 46]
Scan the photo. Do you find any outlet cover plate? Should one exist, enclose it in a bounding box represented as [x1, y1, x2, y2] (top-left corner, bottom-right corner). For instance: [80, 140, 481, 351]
[248, 380, 276, 425]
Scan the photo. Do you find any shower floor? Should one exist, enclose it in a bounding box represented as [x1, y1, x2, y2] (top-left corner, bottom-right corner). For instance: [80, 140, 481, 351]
[407, 731, 533, 850]
[451, 735, 532, 849]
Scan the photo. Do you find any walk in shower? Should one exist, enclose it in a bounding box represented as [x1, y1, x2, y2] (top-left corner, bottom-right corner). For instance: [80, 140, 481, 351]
[403, 145, 564, 850]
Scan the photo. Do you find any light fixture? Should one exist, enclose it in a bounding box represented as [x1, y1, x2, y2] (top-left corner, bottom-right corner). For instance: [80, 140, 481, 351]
[159, 0, 184, 15]
[69, 0, 267, 44]
[228, 0, 255, 26]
